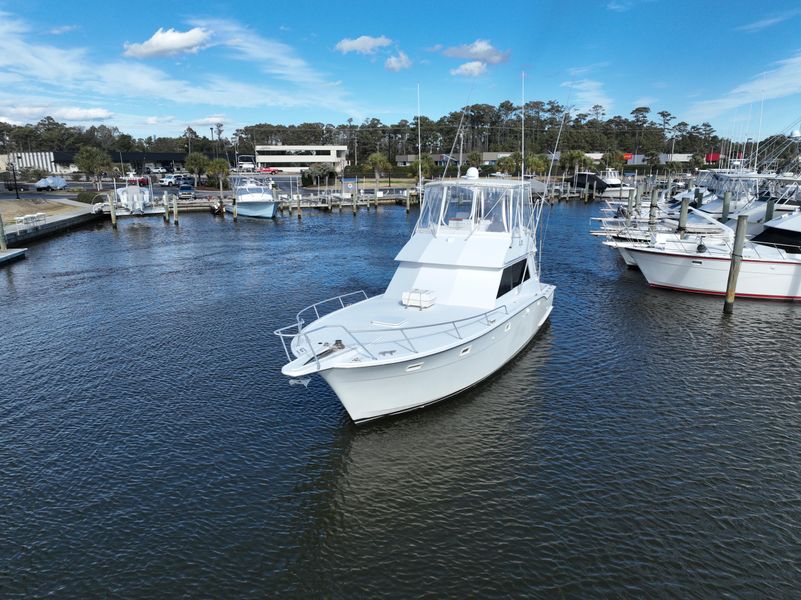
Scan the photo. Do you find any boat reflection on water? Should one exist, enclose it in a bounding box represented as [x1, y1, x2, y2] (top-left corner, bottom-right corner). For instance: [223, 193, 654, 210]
[281, 328, 553, 594]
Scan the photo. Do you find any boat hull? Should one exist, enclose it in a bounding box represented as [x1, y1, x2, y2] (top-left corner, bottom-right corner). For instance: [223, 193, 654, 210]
[226, 201, 278, 218]
[319, 288, 555, 423]
[629, 247, 801, 299]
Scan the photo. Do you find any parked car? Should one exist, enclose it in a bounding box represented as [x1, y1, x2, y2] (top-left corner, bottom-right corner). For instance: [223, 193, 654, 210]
[258, 167, 282, 174]
[4, 181, 28, 191]
[145, 166, 166, 174]
[177, 184, 195, 200]
[34, 176, 68, 191]
[160, 174, 178, 186]
[126, 176, 149, 186]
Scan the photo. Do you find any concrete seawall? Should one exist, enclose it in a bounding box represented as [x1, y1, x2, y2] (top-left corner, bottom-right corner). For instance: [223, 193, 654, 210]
[6, 212, 102, 245]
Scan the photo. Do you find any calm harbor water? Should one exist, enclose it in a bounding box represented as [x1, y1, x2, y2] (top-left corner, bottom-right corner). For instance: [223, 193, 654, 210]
[2, 203, 800, 597]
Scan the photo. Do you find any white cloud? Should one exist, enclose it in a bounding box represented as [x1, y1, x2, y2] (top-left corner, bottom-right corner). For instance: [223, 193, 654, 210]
[191, 115, 228, 126]
[52, 107, 112, 120]
[735, 10, 800, 33]
[49, 25, 77, 35]
[688, 51, 801, 120]
[123, 27, 211, 58]
[0, 11, 364, 135]
[633, 96, 657, 107]
[442, 39, 508, 64]
[561, 80, 613, 112]
[606, 0, 654, 11]
[146, 115, 175, 125]
[385, 51, 411, 71]
[0, 103, 111, 123]
[568, 61, 610, 76]
[450, 61, 487, 77]
[335, 35, 391, 54]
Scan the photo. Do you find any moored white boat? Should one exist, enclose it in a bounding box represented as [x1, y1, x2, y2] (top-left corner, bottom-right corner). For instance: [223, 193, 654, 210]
[227, 178, 278, 218]
[275, 168, 555, 423]
[606, 231, 801, 299]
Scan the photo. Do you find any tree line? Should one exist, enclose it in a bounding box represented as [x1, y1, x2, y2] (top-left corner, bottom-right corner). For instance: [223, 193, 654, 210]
[7, 102, 796, 179]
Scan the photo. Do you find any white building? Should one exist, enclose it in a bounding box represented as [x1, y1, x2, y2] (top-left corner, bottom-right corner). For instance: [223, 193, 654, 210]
[0, 151, 78, 174]
[254, 145, 348, 174]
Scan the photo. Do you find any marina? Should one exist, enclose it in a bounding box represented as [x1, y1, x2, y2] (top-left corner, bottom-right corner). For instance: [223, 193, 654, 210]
[3, 1, 801, 594]
[2, 202, 801, 596]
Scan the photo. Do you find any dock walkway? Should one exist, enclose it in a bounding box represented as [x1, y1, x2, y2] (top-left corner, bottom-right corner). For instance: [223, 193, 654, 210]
[4, 198, 100, 245]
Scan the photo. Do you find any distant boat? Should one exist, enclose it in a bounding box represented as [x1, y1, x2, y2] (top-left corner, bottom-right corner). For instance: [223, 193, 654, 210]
[275, 168, 555, 423]
[227, 178, 278, 218]
[91, 176, 161, 216]
[598, 168, 636, 199]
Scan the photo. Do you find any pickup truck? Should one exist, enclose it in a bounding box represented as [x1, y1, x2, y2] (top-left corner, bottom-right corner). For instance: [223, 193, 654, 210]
[177, 184, 195, 200]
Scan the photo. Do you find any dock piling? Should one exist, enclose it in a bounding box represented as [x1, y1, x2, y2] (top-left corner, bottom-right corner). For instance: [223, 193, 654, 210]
[721, 191, 731, 223]
[109, 192, 117, 229]
[0, 215, 7, 251]
[723, 214, 748, 314]
[162, 191, 169, 222]
[172, 194, 179, 225]
[297, 195, 302, 220]
[765, 197, 776, 223]
[648, 188, 659, 231]
[626, 189, 635, 227]
[677, 197, 689, 237]
[352, 193, 356, 215]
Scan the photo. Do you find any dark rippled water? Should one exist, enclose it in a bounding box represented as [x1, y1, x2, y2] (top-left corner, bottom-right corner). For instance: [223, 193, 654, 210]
[2, 203, 800, 597]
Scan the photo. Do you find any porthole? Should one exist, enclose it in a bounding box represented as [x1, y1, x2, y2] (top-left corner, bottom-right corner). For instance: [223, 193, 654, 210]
[459, 346, 471, 357]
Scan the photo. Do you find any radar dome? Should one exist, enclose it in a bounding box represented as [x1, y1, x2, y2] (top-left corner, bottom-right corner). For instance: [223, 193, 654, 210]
[464, 167, 480, 179]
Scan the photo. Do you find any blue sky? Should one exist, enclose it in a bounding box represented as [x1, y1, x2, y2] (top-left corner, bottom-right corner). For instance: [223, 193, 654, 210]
[2, 0, 801, 142]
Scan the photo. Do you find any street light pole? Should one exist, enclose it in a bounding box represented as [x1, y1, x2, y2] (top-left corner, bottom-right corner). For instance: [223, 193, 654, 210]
[210, 127, 215, 159]
[10, 160, 19, 200]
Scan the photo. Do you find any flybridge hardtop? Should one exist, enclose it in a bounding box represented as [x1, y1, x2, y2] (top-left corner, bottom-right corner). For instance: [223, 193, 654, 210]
[275, 168, 555, 423]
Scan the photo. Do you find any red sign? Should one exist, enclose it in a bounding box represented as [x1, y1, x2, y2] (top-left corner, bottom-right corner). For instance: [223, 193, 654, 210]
[623, 153, 633, 160]
[705, 153, 721, 162]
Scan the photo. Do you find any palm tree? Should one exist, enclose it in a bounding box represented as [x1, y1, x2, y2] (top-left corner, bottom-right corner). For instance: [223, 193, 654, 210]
[365, 152, 391, 198]
[526, 154, 549, 175]
[185, 152, 209, 186]
[207, 158, 230, 199]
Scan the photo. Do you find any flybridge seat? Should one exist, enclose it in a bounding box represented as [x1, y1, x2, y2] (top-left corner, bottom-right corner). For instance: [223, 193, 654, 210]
[401, 289, 436, 310]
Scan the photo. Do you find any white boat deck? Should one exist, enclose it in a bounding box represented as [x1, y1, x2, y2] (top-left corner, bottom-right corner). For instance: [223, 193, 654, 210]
[279, 286, 544, 371]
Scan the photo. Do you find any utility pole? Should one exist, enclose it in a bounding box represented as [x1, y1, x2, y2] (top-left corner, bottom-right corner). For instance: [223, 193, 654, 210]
[210, 127, 215, 159]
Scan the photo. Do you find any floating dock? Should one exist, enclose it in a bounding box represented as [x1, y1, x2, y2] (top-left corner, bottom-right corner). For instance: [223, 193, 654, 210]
[0, 248, 27, 265]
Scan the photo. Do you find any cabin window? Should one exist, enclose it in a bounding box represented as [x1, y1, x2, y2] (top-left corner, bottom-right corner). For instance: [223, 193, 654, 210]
[441, 186, 475, 227]
[480, 188, 511, 232]
[496, 258, 530, 298]
[416, 186, 444, 231]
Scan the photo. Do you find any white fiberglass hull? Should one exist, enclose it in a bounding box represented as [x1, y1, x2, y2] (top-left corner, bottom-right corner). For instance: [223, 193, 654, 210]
[628, 247, 801, 299]
[318, 289, 554, 423]
[226, 201, 278, 218]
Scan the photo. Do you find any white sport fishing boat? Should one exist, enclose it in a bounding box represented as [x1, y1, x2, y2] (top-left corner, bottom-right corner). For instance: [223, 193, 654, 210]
[275, 168, 555, 423]
[598, 167, 636, 199]
[605, 211, 801, 299]
[227, 178, 278, 218]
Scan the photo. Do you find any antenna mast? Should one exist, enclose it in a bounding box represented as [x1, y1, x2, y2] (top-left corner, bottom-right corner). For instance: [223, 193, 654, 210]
[521, 71, 525, 185]
[417, 84, 422, 194]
